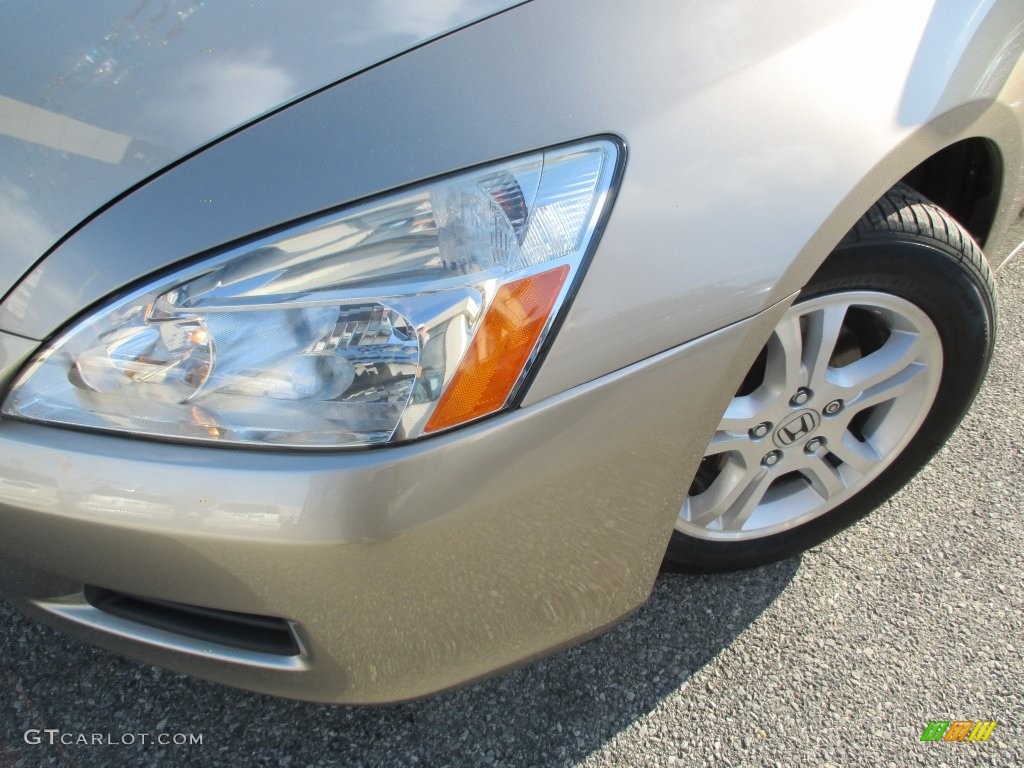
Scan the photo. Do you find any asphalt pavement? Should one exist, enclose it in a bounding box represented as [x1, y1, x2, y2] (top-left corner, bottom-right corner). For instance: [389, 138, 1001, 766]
[1, 257, 1021, 768]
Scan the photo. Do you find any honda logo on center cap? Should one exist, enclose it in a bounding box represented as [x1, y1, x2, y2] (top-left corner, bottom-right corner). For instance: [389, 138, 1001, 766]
[774, 410, 820, 447]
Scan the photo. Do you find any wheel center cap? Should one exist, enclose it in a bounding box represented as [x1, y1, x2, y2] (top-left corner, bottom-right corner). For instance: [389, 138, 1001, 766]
[773, 409, 820, 448]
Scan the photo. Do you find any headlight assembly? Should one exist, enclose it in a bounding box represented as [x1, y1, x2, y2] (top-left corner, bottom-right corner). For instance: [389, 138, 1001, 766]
[2, 139, 621, 448]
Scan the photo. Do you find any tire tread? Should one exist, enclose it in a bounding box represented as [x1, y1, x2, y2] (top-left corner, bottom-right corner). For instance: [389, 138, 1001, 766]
[842, 183, 997, 310]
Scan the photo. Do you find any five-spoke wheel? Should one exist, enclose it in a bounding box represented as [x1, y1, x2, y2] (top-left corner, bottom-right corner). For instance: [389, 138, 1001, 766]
[678, 291, 941, 541]
[664, 184, 997, 571]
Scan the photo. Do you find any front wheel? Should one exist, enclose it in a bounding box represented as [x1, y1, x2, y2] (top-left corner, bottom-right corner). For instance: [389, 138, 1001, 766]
[664, 184, 997, 572]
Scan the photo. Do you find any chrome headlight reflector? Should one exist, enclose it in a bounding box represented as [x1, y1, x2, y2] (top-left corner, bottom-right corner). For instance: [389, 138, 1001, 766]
[2, 139, 620, 448]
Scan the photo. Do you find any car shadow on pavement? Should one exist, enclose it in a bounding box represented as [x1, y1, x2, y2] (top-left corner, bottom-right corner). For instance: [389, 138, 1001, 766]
[0, 557, 799, 767]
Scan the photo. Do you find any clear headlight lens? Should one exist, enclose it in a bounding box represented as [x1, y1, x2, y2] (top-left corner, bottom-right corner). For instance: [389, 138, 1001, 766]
[2, 139, 619, 447]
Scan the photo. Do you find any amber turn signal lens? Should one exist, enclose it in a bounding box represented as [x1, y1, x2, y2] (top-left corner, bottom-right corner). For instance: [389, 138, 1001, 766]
[425, 266, 570, 433]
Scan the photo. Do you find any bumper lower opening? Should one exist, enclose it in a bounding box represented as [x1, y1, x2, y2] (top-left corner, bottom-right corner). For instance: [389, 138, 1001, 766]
[83, 586, 301, 657]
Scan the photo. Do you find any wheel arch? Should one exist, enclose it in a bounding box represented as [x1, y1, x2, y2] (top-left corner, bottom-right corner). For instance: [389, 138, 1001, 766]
[900, 136, 1003, 248]
[770, 97, 1023, 310]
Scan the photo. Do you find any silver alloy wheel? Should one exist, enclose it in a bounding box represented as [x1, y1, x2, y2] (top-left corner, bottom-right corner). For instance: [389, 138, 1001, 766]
[678, 291, 942, 541]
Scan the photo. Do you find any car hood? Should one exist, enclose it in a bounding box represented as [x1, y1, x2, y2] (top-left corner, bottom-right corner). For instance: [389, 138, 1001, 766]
[0, 0, 521, 300]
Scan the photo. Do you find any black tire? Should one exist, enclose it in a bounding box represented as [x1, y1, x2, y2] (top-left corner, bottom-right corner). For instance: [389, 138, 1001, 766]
[663, 183, 997, 572]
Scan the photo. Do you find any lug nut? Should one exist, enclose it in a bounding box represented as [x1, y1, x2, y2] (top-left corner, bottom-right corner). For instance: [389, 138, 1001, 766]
[823, 399, 843, 416]
[790, 387, 813, 406]
[805, 437, 827, 453]
[749, 422, 772, 440]
[762, 450, 783, 467]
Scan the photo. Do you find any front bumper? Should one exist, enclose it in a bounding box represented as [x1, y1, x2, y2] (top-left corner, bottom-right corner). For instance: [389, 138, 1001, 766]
[0, 299, 787, 703]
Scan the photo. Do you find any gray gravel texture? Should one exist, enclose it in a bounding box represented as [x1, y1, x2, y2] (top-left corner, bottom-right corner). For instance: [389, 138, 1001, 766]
[1, 257, 1021, 768]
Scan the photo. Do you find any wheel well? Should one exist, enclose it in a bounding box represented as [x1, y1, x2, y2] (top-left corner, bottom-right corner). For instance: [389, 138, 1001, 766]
[900, 137, 1002, 247]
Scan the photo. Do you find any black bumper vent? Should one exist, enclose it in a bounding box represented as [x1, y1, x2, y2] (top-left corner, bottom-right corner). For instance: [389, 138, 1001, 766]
[84, 586, 301, 657]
